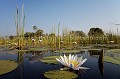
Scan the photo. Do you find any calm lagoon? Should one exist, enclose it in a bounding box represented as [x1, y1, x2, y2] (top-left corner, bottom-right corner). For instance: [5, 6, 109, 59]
[0, 49, 120, 79]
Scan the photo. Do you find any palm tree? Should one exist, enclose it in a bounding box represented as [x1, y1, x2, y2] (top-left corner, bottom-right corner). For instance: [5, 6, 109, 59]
[33, 26, 37, 32]
[33, 26, 37, 37]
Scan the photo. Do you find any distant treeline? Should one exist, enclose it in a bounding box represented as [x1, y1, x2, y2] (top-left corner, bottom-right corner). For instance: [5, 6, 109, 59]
[0, 27, 120, 47]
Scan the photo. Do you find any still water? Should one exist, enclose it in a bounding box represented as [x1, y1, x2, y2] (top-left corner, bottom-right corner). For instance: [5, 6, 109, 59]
[0, 49, 120, 79]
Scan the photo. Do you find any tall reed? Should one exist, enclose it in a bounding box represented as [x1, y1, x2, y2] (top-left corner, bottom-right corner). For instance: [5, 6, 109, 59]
[15, 4, 25, 50]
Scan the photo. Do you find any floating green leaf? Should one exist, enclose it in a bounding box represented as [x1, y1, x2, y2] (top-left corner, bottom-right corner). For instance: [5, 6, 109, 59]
[44, 70, 78, 79]
[0, 60, 18, 75]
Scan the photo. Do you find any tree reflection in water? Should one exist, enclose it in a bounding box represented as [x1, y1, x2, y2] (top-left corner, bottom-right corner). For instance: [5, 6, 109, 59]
[17, 51, 24, 64]
[17, 51, 24, 79]
[98, 49, 104, 76]
[16, 51, 44, 79]
[89, 49, 104, 76]
[26, 51, 43, 64]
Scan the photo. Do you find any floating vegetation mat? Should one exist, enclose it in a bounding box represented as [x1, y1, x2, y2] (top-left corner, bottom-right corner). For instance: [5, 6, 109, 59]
[28, 47, 49, 51]
[54, 50, 81, 53]
[17, 50, 28, 52]
[44, 70, 78, 79]
[106, 49, 120, 53]
[104, 56, 120, 64]
[0, 60, 18, 75]
[40, 56, 59, 64]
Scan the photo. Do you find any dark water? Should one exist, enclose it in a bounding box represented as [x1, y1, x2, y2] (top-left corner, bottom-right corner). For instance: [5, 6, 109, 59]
[0, 49, 120, 79]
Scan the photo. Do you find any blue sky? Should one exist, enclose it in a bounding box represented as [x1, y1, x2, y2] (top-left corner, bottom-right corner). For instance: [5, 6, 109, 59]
[0, 0, 120, 36]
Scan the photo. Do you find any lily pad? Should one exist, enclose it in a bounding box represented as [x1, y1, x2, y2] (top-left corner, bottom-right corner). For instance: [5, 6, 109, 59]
[40, 56, 59, 64]
[0, 60, 18, 75]
[44, 70, 78, 79]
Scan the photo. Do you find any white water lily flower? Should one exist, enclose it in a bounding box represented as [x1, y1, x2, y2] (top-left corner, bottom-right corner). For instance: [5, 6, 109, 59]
[56, 54, 89, 70]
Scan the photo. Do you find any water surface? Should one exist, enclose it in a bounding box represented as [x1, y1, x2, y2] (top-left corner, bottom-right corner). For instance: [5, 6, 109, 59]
[0, 49, 120, 79]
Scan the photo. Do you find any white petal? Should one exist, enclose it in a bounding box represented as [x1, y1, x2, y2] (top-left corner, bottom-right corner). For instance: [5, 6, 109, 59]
[64, 54, 68, 65]
[72, 67, 79, 70]
[75, 55, 78, 61]
[79, 67, 90, 69]
[60, 55, 66, 65]
[73, 55, 77, 60]
[76, 58, 87, 68]
[69, 54, 71, 61]
[80, 58, 87, 66]
[56, 58, 64, 65]
[71, 55, 74, 60]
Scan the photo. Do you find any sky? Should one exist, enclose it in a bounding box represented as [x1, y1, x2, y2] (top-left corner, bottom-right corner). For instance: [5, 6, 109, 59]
[0, 0, 120, 37]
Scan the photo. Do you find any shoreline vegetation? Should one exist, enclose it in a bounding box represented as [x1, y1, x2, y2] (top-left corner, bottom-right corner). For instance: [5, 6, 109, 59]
[0, 44, 120, 51]
[0, 23, 120, 50]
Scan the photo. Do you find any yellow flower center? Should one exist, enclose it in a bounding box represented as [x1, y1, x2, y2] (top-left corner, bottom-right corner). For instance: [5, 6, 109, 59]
[69, 60, 79, 67]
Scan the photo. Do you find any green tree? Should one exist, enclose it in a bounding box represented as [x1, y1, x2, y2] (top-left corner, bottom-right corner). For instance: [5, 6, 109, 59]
[35, 29, 44, 37]
[70, 31, 85, 37]
[72, 31, 86, 36]
[30, 32, 34, 38]
[49, 33, 55, 37]
[24, 32, 31, 38]
[88, 27, 104, 36]
[88, 27, 104, 44]
[9, 35, 14, 40]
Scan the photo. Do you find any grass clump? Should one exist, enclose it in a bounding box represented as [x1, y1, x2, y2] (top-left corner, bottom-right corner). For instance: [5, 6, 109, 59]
[0, 60, 18, 75]
[44, 70, 78, 79]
